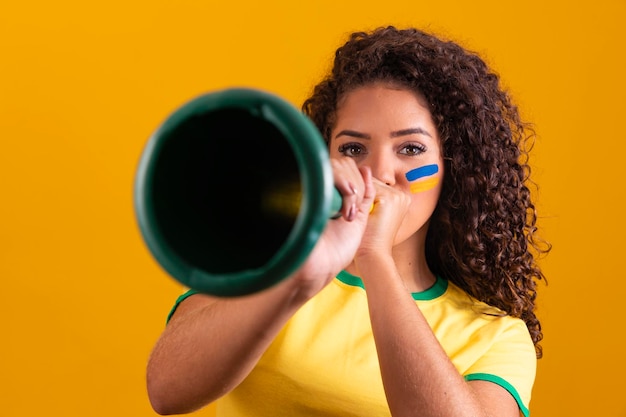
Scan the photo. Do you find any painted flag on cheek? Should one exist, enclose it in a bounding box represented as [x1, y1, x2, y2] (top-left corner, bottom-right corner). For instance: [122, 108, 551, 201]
[405, 164, 439, 194]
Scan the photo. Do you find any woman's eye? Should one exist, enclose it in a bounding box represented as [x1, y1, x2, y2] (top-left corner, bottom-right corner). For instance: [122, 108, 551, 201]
[338, 143, 366, 157]
[400, 143, 426, 156]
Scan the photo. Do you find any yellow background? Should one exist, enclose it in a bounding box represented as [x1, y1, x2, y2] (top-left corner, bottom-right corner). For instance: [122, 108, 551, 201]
[1, 1, 624, 416]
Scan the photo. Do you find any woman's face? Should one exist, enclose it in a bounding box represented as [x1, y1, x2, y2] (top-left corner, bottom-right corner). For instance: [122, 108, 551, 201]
[329, 83, 444, 246]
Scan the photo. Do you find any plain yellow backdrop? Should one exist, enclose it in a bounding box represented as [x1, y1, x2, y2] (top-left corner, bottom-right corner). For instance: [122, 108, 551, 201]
[1, 1, 624, 416]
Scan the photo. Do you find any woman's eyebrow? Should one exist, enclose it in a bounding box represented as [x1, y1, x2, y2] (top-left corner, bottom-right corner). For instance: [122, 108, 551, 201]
[334, 127, 433, 140]
[334, 130, 371, 140]
[391, 128, 432, 138]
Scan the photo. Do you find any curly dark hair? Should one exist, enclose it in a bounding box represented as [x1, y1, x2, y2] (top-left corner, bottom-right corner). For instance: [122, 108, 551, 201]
[302, 26, 551, 358]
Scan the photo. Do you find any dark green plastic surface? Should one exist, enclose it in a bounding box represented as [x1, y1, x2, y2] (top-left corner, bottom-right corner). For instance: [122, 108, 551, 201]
[134, 88, 341, 296]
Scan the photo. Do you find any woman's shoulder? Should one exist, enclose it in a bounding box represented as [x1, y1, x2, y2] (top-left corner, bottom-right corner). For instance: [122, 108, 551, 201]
[432, 280, 531, 335]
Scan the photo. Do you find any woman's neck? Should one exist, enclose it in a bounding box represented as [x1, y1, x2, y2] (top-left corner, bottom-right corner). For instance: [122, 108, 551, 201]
[346, 230, 436, 293]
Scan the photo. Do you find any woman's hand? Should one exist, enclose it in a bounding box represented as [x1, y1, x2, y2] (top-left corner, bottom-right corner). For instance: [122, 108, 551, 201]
[356, 178, 411, 259]
[289, 158, 375, 299]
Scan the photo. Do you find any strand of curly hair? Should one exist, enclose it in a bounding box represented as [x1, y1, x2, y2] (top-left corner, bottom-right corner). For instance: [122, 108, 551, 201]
[302, 26, 551, 358]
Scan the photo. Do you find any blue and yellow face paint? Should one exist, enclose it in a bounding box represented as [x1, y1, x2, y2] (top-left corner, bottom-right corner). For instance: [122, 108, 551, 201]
[405, 164, 439, 194]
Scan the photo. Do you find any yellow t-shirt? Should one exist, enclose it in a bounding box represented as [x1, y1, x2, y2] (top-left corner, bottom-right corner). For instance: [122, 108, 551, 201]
[173, 271, 536, 416]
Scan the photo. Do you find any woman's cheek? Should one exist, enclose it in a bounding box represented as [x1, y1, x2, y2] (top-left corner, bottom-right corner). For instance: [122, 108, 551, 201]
[404, 163, 440, 194]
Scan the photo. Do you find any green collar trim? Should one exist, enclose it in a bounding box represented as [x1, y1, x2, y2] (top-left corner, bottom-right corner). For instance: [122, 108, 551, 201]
[336, 270, 448, 301]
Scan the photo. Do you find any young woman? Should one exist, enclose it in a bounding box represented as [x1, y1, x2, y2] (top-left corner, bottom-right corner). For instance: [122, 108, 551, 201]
[146, 26, 550, 417]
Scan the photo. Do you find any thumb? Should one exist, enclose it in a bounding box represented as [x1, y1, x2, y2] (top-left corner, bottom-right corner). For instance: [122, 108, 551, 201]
[359, 166, 376, 214]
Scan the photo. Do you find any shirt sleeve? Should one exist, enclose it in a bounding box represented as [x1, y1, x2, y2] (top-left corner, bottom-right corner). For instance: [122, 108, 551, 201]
[463, 318, 537, 417]
[165, 288, 199, 323]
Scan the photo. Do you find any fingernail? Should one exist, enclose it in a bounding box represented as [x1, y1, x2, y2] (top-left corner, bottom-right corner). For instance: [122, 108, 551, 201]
[348, 204, 356, 220]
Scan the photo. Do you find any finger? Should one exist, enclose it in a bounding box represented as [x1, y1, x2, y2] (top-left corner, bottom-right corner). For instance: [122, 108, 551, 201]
[368, 177, 411, 215]
[358, 166, 376, 214]
[331, 159, 364, 221]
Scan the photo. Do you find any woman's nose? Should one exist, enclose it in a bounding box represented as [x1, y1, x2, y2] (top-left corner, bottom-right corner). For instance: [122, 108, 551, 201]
[367, 152, 396, 186]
